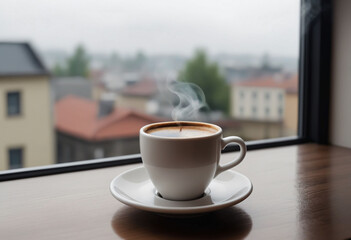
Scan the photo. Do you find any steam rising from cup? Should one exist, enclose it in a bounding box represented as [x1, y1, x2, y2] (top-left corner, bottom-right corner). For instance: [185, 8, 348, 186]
[168, 81, 209, 121]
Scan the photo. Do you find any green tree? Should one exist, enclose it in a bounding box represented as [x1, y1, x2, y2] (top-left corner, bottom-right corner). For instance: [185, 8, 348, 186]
[52, 63, 66, 77]
[66, 45, 89, 77]
[179, 49, 230, 114]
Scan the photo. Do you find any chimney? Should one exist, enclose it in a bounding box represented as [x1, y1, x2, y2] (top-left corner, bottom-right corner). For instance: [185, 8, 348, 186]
[98, 92, 116, 118]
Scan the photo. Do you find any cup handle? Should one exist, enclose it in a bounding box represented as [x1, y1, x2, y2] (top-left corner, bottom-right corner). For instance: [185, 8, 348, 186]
[214, 136, 247, 177]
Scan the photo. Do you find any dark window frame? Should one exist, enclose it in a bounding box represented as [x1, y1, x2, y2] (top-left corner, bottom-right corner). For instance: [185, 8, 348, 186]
[0, 0, 332, 181]
[8, 147, 24, 170]
[6, 91, 22, 117]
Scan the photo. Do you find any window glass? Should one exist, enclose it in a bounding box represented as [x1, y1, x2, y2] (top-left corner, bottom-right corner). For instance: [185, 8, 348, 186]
[0, 0, 299, 170]
[252, 106, 257, 116]
[94, 148, 105, 159]
[240, 106, 244, 115]
[278, 107, 284, 118]
[7, 92, 21, 116]
[240, 91, 245, 99]
[8, 148, 23, 169]
[252, 91, 257, 100]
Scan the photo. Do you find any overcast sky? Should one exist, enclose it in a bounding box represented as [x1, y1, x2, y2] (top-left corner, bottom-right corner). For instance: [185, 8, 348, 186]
[0, 0, 300, 57]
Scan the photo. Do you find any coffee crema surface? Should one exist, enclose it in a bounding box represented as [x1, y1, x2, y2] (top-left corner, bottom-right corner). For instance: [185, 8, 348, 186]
[146, 125, 218, 138]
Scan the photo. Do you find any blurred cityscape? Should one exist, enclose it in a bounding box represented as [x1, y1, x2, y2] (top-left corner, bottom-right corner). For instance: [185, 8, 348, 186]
[0, 42, 298, 170]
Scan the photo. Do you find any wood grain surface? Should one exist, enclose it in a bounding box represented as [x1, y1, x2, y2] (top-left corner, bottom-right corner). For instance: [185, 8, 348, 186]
[1, 144, 351, 239]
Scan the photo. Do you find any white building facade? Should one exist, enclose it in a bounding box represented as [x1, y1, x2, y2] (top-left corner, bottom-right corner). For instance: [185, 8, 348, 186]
[232, 86, 285, 121]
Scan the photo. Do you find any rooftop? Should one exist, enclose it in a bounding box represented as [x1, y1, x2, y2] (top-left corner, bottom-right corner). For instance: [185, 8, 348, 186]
[0, 42, 49, 76]
[121, 78, 158, 97]
[235, 74, 298, 93]
[55, 95, 162, 141]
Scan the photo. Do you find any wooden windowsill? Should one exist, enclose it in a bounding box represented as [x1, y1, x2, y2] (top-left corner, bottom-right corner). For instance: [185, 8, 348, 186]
[1, 143, 351, 239]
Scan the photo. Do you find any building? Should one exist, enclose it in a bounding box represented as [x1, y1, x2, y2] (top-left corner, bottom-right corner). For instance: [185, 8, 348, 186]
[55, 95, 162, 162]
[230, 74, 298, 140]
[115, 78, 158, 114]
[223, 64, 282, 83]
[0, 42, 54, 170]
[283, 78, 299, 136]
[115, 77, 179, 119]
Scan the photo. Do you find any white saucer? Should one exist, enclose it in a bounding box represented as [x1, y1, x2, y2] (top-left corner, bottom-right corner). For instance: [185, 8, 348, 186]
[110, 166, 253, 215]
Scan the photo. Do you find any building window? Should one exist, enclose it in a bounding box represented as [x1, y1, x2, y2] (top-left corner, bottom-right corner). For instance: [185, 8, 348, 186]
[240, 91, 245, 99]
[252, 106, 257, 116]
[7, 91, 21, 116]
[238, 106, 244, 116]
[265, 93, 270, 100]
[252, 91, 257, 100]
[8, 148, 23, 169]
[94, 148, 104, 159]
[63, 144, 75, 162]
[265, 107, 270, 116]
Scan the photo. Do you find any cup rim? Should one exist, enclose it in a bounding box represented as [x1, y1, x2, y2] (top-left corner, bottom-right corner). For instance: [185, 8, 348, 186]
[140, 121, 222, 140]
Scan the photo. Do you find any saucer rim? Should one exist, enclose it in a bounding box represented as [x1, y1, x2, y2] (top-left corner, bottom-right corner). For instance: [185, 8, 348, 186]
[110, 166, 253, 214]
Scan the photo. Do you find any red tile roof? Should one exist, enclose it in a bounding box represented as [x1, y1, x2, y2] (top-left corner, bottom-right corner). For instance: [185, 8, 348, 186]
[235, 74, 298, 93]
[55, 95, 163, 141]
[122, 78, 158, 97]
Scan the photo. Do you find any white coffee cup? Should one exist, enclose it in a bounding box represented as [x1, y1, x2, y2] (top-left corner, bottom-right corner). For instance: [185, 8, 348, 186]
[140, 121, 246, 201]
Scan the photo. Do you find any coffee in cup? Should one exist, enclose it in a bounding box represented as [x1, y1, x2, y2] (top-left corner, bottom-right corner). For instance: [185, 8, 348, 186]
[146, 124, 217, 138]
[140, 121, 246, 201]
